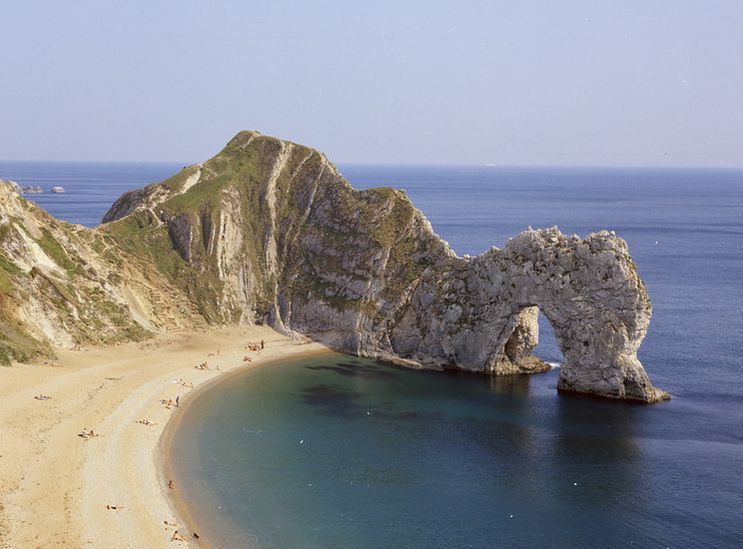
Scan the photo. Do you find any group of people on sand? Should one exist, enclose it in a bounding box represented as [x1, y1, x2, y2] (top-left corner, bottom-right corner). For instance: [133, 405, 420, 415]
[159, 396, 180, 409]
[173, 377, 195, 388]
[34, 394, 51, 401]
[169, 529, 199, 542]
[195, 361, 219, 371]
[78, 428, 99, 439]
[135, 419, 156, 426]
[242, 339, 266, 363]
[163, 519, 198, 543]
[245, 339, 265, 352]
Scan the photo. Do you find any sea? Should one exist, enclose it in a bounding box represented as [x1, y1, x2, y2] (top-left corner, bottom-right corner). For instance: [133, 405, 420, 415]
[1, 161, 742, 548]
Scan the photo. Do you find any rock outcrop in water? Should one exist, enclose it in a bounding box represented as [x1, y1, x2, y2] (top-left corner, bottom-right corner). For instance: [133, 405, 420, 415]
[0, 131, 669, 402]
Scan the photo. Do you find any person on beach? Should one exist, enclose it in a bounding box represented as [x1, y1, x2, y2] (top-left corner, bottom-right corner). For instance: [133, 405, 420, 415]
[175, 395, 180, 407]
[168, 480, 175, 489]
[261, 339, 265, 350]
[79, 428, 99, 438]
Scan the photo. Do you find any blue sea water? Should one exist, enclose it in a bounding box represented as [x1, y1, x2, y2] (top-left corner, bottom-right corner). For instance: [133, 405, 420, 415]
[0, 161, 182, 227]
[2, 161, 742, 547]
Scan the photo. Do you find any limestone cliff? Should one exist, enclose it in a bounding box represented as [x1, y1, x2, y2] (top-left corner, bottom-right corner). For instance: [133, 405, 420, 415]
[0, 131, 668, 402]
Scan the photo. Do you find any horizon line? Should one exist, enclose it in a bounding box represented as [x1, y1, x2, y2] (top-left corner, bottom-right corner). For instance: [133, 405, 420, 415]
[1, 158, 742, 171]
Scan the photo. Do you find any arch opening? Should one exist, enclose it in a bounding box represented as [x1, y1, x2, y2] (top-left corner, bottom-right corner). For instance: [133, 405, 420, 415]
[532, 309, 563, 369]
[493, 305, 563, 376]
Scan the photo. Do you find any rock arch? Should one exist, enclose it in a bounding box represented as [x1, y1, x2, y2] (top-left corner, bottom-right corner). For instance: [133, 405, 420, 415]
[390, 227, 668, 403]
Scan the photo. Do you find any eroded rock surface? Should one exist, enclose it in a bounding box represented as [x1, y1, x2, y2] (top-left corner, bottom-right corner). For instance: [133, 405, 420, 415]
[0, 131, 668, 402]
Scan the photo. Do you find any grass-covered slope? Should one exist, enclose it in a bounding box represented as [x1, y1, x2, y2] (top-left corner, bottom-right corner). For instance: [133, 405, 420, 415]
[0, 181, 203, 365]
[102, 131, 453, 345]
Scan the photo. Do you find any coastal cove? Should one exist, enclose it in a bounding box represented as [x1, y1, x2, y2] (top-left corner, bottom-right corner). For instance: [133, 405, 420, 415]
[1, 161, 742, 547]
[0, 326, 328, 548]
[168, 352, 743, 548]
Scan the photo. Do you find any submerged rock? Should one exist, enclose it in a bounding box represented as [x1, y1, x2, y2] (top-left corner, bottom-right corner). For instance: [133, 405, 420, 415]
[0, 134, 668, 402]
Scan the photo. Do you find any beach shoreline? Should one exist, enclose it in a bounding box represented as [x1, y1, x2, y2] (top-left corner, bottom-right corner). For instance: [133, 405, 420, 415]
[0, 326, 329, 548]
[159, 346, 334, 547]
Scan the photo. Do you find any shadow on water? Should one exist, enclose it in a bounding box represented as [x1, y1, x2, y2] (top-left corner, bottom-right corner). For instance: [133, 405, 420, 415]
[552, 393, 643, 461]
[299, 383, 365, 418]
[483, 371, 533, 397]
[540, 396, 647, 544]
[305, 361, 399, 379]
[299, 381, 439, 422]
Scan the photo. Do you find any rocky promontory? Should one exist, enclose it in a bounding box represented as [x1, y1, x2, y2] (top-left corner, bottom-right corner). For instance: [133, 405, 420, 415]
[0, 131, 669, 402]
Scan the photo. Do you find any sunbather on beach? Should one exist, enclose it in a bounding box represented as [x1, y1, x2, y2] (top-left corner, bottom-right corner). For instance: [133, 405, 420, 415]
[78, 428, 99, 439]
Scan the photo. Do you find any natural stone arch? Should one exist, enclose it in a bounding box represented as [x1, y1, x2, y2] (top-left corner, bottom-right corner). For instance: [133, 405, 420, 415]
[390, 227, 668, 402]
[493, 229, 663, 402]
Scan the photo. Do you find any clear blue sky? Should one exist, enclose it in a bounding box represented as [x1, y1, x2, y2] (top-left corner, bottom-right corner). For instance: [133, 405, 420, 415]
[1, 1, 741, 166]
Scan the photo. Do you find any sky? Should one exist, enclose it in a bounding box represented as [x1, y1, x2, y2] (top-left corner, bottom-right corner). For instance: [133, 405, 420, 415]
[0, 1, 741, 166]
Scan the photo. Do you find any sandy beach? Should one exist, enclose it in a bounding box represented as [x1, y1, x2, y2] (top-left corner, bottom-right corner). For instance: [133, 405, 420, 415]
[0, 326, 328, 548]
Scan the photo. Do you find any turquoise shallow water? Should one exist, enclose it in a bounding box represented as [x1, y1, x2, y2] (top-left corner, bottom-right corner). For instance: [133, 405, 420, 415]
[171, 354, 742, 548]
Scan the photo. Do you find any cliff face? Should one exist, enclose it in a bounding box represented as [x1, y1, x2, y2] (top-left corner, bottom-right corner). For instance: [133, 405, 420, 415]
[0, 131, 668, 402]
[0, 183, 204, 364]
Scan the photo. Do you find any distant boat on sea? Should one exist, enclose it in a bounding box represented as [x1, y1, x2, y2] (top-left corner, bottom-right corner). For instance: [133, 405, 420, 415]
[51, 186, 65, 193]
